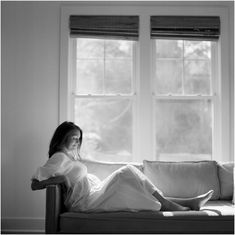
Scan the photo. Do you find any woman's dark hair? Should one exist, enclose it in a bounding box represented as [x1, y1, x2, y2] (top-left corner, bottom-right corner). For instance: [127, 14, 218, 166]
[48, 121, 83, 158]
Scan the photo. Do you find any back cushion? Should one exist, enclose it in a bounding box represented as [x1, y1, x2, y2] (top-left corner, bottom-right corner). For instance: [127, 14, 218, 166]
[143, 160, 220, 200]
[83, 160, 143, 181]
[218, 162, 234, 200]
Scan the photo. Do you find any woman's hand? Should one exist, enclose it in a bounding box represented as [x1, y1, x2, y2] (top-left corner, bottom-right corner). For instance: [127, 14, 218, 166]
[31, 179, 45, 190]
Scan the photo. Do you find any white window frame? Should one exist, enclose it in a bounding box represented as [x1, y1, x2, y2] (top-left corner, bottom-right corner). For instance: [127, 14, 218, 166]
[60, 4, 232, 162]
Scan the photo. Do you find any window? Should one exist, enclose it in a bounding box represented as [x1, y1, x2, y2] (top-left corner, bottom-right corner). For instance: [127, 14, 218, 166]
[71, 37, 217, 162]
[153, 39, 216, 161]
[61, 7, 231, 163]
[72, 38, 135, 162]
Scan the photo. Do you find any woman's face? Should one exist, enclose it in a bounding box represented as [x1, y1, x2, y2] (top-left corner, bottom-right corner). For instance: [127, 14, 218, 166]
[64, 130, 81, 151]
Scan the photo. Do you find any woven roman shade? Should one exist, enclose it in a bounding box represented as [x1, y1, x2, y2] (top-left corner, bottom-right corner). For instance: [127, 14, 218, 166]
[151, 16, 220, 39]
[70, 15, 139, 40]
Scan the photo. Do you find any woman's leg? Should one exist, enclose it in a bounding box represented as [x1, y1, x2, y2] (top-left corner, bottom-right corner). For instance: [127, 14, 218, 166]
[112, 165, 213, 211]
[110, 166, 185, 211]
[152, 190, 190, 211]
[153, 190, 214, 211]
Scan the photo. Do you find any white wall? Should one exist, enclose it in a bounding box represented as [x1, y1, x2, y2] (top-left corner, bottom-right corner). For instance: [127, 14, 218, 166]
[1, 1, 234, 233]
[1, 1, 61, 233]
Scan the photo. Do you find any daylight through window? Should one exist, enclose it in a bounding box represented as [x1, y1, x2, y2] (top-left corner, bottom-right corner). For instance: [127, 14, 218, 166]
[153, 39, 215, 161]
[68, 16, 220, 163]
[73, 38, 135, 162]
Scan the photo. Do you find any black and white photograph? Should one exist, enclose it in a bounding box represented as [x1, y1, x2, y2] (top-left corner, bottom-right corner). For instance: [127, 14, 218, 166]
[1, 0, 234, 234]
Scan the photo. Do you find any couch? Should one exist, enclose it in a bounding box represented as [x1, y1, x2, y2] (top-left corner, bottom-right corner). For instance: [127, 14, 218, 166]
[45, 160, 234, 234]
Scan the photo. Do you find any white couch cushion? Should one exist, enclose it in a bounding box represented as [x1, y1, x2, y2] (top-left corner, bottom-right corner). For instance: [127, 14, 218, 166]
[83, 160, 143, 181]
[200, 200, 234, 216]
[218, 162, 234, 200]
[143, 160, 220, 200]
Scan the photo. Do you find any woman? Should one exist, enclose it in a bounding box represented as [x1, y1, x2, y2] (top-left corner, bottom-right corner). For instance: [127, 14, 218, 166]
[31, 121, 213, 212]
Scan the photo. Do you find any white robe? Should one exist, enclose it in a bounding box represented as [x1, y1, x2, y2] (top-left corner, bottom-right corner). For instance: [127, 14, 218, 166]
[32, 152, 161, 212]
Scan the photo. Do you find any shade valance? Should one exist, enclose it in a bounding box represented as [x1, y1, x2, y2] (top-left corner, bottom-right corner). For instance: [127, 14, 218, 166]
[70, 15, 139, 40]
[151, 16, 220, 40]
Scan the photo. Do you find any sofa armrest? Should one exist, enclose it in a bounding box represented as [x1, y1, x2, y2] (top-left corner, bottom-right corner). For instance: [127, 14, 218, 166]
[45, 184, 63, 234]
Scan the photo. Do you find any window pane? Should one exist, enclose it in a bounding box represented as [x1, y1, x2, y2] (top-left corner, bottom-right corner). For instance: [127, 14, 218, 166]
[155, 60, 183, 94]
[105, 59, 132, 94]
[184, 41, 211, 59]
[77, 38, 104, 58]
[105, 40, 132, 58]
[184, 60, 211, 94]
[75, 98, 133, 162]
[76, 38, 133, 95]
[156, 40, 183, 58]
[155, 100, 212, 161]
[76, 59, 103, 94]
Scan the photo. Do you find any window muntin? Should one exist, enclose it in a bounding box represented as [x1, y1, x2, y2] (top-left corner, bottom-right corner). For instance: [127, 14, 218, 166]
[153, 39, 216, 161]
[73, 38, 135, 162]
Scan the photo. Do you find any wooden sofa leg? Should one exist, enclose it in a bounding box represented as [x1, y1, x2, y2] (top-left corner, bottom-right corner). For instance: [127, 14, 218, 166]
[45, 185, 62, 234]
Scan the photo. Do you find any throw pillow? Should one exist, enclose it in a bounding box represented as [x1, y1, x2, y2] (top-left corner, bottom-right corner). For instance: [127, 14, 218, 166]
[143, 160, 220, 200]
[218, 162, 234, 200]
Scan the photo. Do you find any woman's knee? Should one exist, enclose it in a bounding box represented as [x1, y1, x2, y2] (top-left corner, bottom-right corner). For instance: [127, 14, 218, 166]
[117, 165, 136, 177]
[126, 164, 139, 172]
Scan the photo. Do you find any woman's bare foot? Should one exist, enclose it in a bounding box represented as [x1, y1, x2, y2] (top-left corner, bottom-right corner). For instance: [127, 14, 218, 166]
[152, 189, 213, 211]
[189, 190, 214, 211]
[164, 190, 214, 211]
[153, 190, 190, 211]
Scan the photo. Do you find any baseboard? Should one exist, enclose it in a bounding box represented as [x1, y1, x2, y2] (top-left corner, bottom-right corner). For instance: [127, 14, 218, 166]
[1, 217, 45, 234]
[1, 229, 44, 234]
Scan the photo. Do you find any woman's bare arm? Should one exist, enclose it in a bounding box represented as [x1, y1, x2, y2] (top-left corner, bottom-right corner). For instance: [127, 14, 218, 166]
[31, 175, 70, 191]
